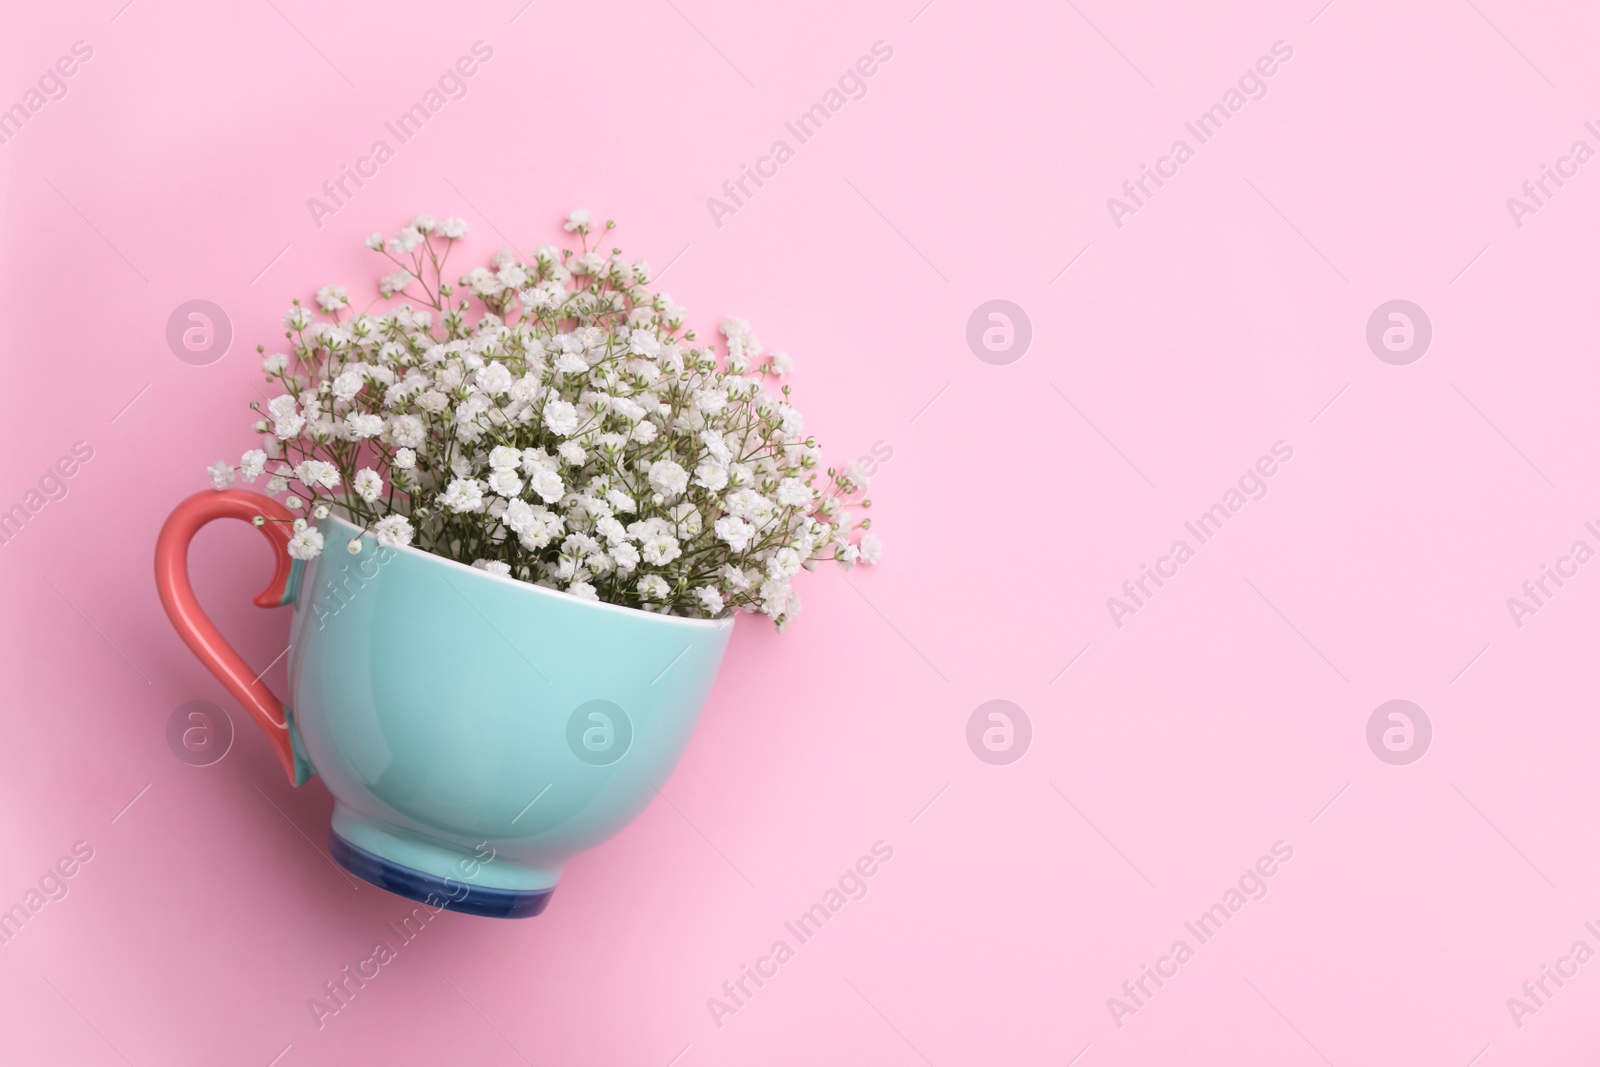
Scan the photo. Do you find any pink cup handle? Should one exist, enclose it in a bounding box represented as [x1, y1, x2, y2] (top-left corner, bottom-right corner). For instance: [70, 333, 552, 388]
[155, 489, 302, 783]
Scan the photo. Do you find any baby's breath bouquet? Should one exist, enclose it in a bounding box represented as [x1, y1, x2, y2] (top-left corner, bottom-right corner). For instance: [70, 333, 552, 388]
[207, 210, 880, 629]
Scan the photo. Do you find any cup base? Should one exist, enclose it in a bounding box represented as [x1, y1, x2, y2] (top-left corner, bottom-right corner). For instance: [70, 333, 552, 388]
[330, 832, 554, 919]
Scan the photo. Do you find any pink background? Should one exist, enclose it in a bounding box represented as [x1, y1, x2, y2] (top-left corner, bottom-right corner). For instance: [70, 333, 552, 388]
[3, 0, 1598, 1062]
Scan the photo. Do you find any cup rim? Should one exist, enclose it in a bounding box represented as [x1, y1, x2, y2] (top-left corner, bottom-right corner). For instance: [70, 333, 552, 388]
[319, 512, 736, 631]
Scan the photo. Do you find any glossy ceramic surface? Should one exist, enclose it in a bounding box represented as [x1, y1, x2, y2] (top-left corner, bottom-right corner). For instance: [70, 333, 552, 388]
[155, 491, 734, 916]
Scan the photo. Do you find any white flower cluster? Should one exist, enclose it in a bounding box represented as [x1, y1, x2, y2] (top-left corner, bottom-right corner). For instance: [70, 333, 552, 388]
[207, 211, 880, 628]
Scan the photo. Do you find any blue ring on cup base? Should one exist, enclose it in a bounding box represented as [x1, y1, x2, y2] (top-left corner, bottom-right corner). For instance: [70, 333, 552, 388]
[329, 831, 553, 919]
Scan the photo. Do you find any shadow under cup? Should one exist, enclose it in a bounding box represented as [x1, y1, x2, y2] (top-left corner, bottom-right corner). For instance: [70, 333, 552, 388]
[287, 515, 733, 918]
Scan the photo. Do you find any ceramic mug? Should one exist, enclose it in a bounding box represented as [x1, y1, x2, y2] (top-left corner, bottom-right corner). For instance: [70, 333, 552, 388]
[155, 489, 733, 917]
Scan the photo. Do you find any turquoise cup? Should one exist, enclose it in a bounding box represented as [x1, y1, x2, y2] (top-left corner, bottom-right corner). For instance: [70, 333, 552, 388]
[155, 491, 734, 918]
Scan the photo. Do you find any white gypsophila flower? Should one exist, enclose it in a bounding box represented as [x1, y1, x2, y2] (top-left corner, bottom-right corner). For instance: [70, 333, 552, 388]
[564, 208, 590, 231]
[332, 369, 364, 401]
[287, 527, 324, 560]
[380, 271, 414, 296]
[387, 227, 424, 254]
[353, 468, 383, 503]
[725, 488, 771, 521]
[364, 232, 384, 250]
[207, 461, 235, 490]
[715, 516, 755, 553]
[695, 586, 724, 616]
[694, 459, 729, 492]
[441, 478, 486, 513]
[776, 478, 811, 507]
[372, 514, 414, 548]
[641, 535, 681, 566]
[502, 499, 539, 534]
[316, 285, 349, 312]
[487, 469, 523, 498]
[389, 415, 426, 449]
[648, 459, 688, 498]
[768, 547, 802, 579]
[472, 559, 512, 577]
[295, 460, 340, 490]
[759, 577, 793, 615]
[704, 428, 732, 463]
[346, 413, 384, 439]
[216, 210, 880, 628]
[529, 467, 564, 504]
[543, 400, 579, 436]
